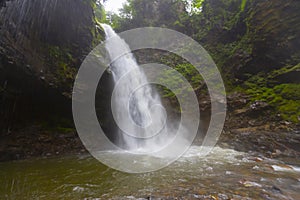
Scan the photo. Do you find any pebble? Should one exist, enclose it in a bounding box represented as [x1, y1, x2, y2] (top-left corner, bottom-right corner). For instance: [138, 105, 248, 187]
[239, 180, 262, 187]
[254, 157, 263, 162]
[225, 171, 233, 175]
[252, 165, 259, 170]
[218, 193, 229, 199]
[271, 185, 282, 194]
[205, 167, 213, 171]
[270, 164, 293, 172]
[73, 186, 84, 192]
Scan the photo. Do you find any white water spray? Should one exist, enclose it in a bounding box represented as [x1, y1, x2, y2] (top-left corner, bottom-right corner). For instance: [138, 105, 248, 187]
[101, 24, 172, 153]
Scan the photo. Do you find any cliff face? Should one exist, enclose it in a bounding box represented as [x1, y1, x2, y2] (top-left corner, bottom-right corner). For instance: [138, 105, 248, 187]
[0, 0, 104, 132]
[199, 0, 300, 77]
[234, 0, 299, 77]
[197, 0, 300, 122]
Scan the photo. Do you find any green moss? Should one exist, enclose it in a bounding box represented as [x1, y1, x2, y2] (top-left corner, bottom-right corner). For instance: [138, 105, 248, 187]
[274, 84, 300, 100]
[245, 79, 300, 122]
[90, 13, 104, 47]
[156, 62, 204, 99]
[82, 0, 105, 47]
[268, 63, 300, 79]
[41, 117, 75, 133]
[278, 100, 300, 123]
[48, 46, 61, 58]
[43, 45, 77, 90]
[56, 127, 75, 134]
[57, 61, 76, 80]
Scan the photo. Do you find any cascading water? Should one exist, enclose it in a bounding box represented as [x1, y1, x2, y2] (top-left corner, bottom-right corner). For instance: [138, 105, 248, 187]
[101, 24, 171, 153]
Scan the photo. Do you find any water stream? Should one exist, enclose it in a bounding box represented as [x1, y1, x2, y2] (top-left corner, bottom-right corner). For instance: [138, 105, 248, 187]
[101, 24, 172, 152]
[0, 147, 299, 199]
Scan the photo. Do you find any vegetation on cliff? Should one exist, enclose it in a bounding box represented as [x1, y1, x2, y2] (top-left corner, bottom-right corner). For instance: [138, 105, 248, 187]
[109, 0, 300, 123]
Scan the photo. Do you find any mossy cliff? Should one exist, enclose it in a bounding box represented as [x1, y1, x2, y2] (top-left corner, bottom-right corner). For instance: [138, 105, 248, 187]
[192, 0, 300, 123]
[0, 0, 104, 132]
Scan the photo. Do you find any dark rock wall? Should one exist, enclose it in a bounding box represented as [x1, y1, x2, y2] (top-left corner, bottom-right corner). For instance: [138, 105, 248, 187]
[0, 0, 104, 132]
[0, 0, 99, 55]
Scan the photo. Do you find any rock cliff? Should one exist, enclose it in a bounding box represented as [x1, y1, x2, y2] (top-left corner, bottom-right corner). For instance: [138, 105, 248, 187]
[0, 0, 104, 132]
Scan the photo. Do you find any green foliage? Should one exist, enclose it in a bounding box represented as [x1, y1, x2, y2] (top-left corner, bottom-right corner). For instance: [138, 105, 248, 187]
[94, 3, 107, 23]
[157, 62, 203, 100]
[193, 0, 204, 9]
[240, 0, 247, 12]
[109, 0, 190, 32]
[107, 13, 122, 30]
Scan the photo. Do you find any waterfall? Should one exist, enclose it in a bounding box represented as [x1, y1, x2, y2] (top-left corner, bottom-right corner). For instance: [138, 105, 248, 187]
[101, 24, 171, 153]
